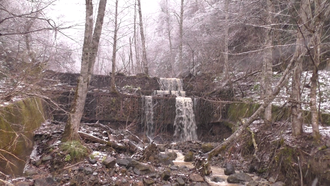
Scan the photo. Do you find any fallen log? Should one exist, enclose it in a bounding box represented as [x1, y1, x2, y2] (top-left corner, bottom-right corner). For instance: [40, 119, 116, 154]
[78, 131, 127, 152]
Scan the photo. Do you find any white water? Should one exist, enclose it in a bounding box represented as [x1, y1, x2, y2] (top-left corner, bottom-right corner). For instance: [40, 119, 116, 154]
[174, 97, 198, 141]
[143, 96, 154, 137]
[159, 78, 184, 91]
[156, 78, 198, 141]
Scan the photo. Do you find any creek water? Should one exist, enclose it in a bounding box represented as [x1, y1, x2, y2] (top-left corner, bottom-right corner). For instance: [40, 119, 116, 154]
[172, 150, 241, 186]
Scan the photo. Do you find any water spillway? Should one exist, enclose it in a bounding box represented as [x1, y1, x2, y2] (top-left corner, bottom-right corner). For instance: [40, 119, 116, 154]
[143, 96, 154, 137]
[174, 97, 198, 141]
[143, 78, 197, 141]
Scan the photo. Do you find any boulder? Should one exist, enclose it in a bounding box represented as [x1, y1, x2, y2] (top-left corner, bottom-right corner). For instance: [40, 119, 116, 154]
[84, 167, 93, 175]
[102, 156, 116, 168]
[224, 162, 235, 175]
[184, 151, 194, 162]
[143, 177, 155, 185]
[176, 177, 186, 186]
[116, 157, 132, 167]
[161, 168, 171, 181]
[158, 153, 174, 165]
[131, 160, 152, 175]
[189, 173, 204, 182]
[227, 173, 253, 184]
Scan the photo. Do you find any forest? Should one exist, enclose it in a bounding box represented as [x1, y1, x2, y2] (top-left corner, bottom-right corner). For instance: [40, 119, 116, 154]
[1, 0, 330, 185]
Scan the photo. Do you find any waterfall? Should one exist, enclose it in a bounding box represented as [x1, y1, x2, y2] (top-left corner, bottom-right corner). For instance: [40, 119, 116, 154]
[174, 97, 198, 141]
[156, 78, 186, 97]
[155, 78, 197, 141]
[143, 96, 154, 137]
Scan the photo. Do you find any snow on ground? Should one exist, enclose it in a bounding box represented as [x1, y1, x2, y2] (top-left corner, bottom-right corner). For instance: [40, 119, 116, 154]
[245, 70, 330, 114]
[304, 125, 330, 138]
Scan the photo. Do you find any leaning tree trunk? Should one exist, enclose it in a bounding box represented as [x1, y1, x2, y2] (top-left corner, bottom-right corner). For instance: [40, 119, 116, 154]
[63, 0, 107, 141]
[208, 51, 297, 159]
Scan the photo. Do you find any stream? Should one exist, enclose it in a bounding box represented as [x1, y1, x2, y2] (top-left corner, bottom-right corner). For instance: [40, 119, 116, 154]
[172, 150, 241, 186]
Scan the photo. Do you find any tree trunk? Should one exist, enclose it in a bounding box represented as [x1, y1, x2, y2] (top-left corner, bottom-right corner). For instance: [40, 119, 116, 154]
[137, 0, 148, 75]
[310, 0, 328, 139]
[165, 0, 174, 77]
[291, 0, 311, 137]
[111, 0, 119, 93]
[179, 0, 184, 74]
[262, 0, 273, 124]
[291, 57, 303, 136]
[63, 0, 107, 141]
[129, 37, 133, 75]
[223, 0, 229, 80]
[133, 0, 140, 73]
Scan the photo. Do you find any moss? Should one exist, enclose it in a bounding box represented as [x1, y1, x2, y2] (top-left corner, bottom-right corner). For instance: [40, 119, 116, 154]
[201, 143, 214, 153]
[0, 97, 45, 176]
[184, 151, 194, 162]
[227, 103, 260, 122]
[60, 141, 88, 161]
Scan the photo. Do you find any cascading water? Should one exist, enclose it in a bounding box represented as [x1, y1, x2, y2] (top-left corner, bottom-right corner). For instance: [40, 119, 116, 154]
[155, 78, 186, 97]
[157, 78, 197, 141]
[174, 97, 198, 141]
[143, 96, 154, 137]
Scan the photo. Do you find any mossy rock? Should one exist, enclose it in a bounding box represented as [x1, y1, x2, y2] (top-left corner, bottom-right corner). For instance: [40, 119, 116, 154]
[0, 97, 45, 176]
[184, 151, 194, 162]
[201, 143, 214, 153]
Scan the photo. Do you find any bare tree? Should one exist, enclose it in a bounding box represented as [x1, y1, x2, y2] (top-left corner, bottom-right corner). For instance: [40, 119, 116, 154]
[137, 0, 148, 75]
[111, 0, 119, 93]
[178, 0, 184, 74]
[223, 0, 229, 80]
[262, 0, 273, 124]
[63, 0, 107, 141]
[309, 0, 329, 138]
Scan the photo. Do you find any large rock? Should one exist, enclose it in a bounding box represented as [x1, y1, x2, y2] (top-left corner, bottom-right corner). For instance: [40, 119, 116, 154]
[224, 162, 235, 175]
[116, 157, 132, 167]
[131, 160, 152, 175]
[102, 156, 116, 168]
[161, 168, 171, 181]
[143, 177, 155, 185]
[158, 153, 175, 165]
[184, 151, 194, 162]
[227, 173, 253, 184]
[176, 177, 186, 186]
[189, 173, 204, 182]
